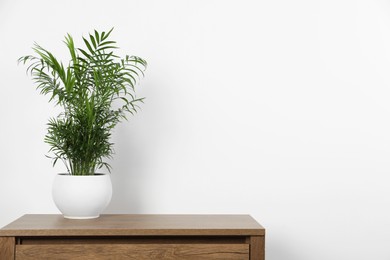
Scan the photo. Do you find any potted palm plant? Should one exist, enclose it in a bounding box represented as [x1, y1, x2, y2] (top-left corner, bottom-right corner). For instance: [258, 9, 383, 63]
[19, 28, 147, 219]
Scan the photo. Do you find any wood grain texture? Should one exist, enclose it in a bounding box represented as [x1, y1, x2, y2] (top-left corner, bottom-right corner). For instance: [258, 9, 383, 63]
[250, 236, 265, 260]
[1, 215, 265, 259]
[16, 244, 249, 260]
[20, 236, 247, 245]
[0, 236, 15, 260]
[0, 214, 264, 236]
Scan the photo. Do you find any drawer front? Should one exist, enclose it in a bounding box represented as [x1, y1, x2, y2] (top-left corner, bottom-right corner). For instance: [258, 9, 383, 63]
[16, 243, 249, 259]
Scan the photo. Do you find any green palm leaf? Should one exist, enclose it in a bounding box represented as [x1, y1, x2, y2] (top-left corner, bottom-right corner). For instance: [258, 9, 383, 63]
[19, 29, 147, 175]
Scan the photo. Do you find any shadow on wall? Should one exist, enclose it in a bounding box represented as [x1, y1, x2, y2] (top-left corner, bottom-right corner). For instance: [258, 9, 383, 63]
[266, 235, 304, 260]
[104, 124, 150, 214]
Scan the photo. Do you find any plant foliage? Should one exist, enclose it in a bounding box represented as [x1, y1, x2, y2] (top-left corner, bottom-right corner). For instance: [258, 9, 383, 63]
[19, 28, 147, 175]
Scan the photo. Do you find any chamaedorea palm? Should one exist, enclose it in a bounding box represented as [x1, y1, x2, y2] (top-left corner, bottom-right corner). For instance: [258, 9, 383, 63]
[19, 29, 147, 175]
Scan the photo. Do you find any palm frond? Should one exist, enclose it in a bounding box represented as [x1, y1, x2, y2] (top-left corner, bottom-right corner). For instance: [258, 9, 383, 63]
[19, 28, 147, 175]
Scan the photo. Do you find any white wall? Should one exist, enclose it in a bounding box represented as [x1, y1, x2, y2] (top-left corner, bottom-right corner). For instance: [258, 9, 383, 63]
[1, 0, 390, 259]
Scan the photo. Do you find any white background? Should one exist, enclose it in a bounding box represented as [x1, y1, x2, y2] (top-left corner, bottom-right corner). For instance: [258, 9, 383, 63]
[1, 0, 390, 259]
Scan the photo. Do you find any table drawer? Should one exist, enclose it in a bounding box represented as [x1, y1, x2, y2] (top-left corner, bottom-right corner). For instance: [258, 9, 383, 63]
[16, 243, 249, 259]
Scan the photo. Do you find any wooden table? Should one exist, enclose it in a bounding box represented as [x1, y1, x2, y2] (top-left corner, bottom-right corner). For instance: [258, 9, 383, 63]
[0, 214, 265, 259]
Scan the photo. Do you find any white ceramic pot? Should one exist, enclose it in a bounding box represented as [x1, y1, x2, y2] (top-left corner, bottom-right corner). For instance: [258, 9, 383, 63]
[52, 174, 112, 219]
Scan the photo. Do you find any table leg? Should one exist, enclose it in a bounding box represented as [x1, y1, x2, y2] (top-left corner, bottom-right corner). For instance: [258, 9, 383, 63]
[250, 235, 265, 260]
[0, 237, 15, 260]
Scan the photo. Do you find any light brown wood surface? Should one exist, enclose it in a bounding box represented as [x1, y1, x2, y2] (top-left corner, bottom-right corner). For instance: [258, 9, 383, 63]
[250, 236, 265, 260]
[16, 244, 249, 260]
[0, 214, 265, 260]
[0, 214, 265, 236]
[20, 236, 247, 245]
[0, 237, 14, 260]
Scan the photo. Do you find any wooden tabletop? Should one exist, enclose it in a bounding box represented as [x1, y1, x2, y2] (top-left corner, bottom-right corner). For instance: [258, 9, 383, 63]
[0, 214, 265, 237]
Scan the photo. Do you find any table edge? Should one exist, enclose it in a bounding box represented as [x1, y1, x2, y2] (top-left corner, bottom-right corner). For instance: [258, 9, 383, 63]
[0, 214, 265, 237]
